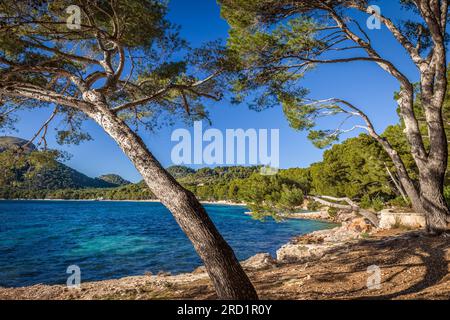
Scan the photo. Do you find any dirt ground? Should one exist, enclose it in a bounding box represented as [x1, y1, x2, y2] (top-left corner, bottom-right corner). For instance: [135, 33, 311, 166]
[0, 229, 449, 300]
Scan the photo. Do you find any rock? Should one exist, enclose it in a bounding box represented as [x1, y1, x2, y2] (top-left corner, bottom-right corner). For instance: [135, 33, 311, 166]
[241, 253, 277, 270]
[324, 226, 361, 242]
[379, 210, 426, 229]
[288, 211, 328, 220]
[335, 210, 357, 223]
[276, 243, 335, 263]
[279, 219, 371, 263]
[292, 233, 325, 245]
[192, 266, 206, 274]
[346, 217, 372, 233]
[316, 208, 330, 219]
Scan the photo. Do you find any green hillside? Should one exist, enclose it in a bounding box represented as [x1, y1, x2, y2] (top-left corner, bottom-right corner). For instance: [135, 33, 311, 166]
[166, 165, 196, 179]
[0, 136, 36, 153]
[97, 174, 131, 186]
[172, 165, 260, 185]
[0, 136, 127, 198]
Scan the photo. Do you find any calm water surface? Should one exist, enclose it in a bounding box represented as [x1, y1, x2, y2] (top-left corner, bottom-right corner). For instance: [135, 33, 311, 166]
[0, 200, 335, 287]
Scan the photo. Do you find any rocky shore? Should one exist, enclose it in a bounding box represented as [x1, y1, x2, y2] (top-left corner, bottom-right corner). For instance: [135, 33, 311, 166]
[1, 208, 448, 300]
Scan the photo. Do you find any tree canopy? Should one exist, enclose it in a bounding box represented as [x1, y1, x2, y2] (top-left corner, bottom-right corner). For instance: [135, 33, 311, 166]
[0, 0, 228, 144]
[220, 0, 450, 233]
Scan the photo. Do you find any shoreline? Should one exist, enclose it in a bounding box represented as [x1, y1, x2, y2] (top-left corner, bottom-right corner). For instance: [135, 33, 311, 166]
[0, 198, 246, 206]
[0, 202, 446, 299]
[1, 227, 445, 300]
[0, 223, 337, 291]
[0, 202, 338, 292]
[1, 203, 416, 297]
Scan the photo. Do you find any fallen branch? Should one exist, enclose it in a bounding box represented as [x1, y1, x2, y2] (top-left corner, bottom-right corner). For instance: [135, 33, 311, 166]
[308, 195, 380, 227]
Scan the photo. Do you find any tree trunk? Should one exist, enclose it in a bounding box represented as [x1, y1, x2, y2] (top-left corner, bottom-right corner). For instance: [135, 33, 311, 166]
[387, 152, 449, 234]
[370, 130, 449, 233]
[388, 151, 450, 234]
[418, 168, 450, 234]
[84, 98, 258, 299]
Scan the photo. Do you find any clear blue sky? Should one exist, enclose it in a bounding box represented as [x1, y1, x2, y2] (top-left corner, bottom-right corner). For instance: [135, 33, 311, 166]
[5, 1, 428, 182]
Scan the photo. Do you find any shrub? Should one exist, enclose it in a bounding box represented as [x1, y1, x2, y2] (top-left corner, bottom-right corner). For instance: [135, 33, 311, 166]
[360, 194, 371, 209]
[371, 197, 385, 212]
[360, 195, 385, 211]
[360, 232, 371, 239]
[444, 185, 450, 207]
[327, 207, 339, 217]
[277, 185, 304, 212]
[388, 196, 411, 208]
[307, 200, 320, 211]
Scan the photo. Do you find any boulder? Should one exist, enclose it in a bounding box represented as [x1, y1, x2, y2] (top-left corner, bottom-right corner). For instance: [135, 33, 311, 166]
[241, 253, 277, 270]
[318, 209, 331, 219]
[322, 225, 361, 242]
[346, 217, 372, 233]
[335, 210, 357, 223]
[379, 210, 426, 229]
[192, 266, 206, 274]
[276, 243, 335, 263]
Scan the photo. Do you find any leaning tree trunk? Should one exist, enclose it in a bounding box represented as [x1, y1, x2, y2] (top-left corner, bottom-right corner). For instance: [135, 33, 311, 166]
[84, 99, 258, 299]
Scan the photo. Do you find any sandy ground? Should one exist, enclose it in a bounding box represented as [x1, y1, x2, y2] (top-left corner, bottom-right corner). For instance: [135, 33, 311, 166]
[1, 229, 448, 300]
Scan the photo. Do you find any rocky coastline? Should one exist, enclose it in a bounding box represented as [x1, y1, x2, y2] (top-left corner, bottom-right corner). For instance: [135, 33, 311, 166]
[1, 207, 447, 300]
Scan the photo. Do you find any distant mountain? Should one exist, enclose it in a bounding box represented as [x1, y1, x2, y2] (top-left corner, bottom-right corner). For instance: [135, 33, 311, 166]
[0, 137, 264, 201]
[0, 136, 119, 192]
[170, 165, 260, 185]
[0, 136, 36, 153]
[26, 163, 117, 190]
[97, 174, 131, 186]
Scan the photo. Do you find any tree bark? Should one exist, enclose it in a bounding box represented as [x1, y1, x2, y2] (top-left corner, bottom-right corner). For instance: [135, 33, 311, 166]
[83, 95, 258, 299]
[364, 110, 449, 233]
[419, 167, 450, 234]
[382, 142, 450, 234]
[395, 86, 450, 234]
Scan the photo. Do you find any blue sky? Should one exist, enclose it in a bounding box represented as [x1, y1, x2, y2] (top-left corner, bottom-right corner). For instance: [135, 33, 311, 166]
[5, 1, 426, 182]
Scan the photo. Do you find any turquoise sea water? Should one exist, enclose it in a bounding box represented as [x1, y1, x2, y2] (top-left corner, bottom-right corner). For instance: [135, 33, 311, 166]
[0, 200, 335, 287]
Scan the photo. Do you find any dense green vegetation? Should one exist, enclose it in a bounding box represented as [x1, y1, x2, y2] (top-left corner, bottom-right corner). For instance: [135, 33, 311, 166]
[219, 0, 450, 233]
[2, 125, 449, 213]
[97, 174, 131, 186]
[0, 137, 130, 199]
[3, 79, 450, 210]
[45, 181, 154, 201]
[1, 131, 447, 212]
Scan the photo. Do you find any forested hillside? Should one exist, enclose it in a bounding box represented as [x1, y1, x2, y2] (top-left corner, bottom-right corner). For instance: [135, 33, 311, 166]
[0, 137, 130, 198]
[97, 174, 131, 186]
[3, 69, 450, 212]
[2, 117, 450, 213]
